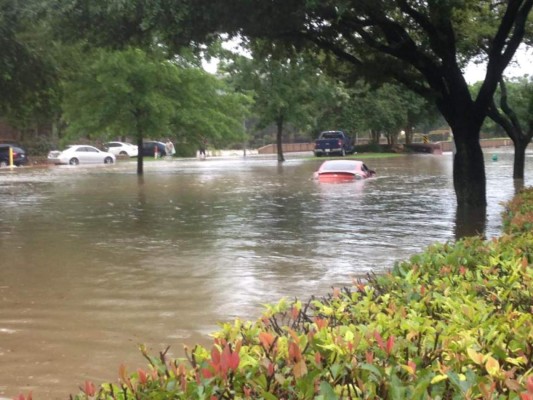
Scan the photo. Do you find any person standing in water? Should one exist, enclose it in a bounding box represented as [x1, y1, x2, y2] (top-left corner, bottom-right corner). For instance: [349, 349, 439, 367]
[198, 137, 207, 159]
[165, 139, 175, 158]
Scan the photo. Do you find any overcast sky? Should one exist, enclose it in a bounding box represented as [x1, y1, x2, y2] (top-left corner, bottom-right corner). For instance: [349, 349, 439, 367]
[464, 45, 532, 84]
[204, 44, 532, 84]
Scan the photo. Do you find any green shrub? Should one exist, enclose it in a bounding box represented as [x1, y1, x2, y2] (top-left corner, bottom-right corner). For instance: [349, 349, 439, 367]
[17, 189, 533, 400]
[502, 187, 533, 235]
[353, 143, 385, 153]
[20, 135, 58, 156]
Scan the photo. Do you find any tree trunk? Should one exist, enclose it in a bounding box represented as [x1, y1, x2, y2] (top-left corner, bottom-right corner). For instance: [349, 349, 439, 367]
[454, 203, 486, 240]
[452, 126, 487, 239]
[513, 179, 525, 195]
[276, 116, 285, 162]
[136, 135, 144, 175]
[370, 129, 380, 144]
[452, 127, 486, 208]
[405, 125, 413, 144]
[513, 139, 527, 180]
[486, 79, 532, 181]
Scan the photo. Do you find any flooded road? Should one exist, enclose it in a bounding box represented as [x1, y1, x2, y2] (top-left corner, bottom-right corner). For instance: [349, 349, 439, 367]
[0, 149, 531, 399]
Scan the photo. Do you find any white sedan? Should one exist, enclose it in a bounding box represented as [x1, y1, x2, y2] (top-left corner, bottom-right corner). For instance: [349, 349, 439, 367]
[48, 145, 116, 165]
[103, 141, 138, 157]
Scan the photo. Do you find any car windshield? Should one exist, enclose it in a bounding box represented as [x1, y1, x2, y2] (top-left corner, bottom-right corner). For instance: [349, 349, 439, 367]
[0, 145, 22, 152]
[322, 132, 342, 139]
[321, 162, 359, 171]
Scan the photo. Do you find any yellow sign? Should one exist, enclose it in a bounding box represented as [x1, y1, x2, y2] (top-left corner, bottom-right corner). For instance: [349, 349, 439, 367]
[423, 135, 429, 144]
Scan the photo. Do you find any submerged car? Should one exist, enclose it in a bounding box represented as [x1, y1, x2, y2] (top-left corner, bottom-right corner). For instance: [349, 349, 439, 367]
[141, 141, 167, 157]
[104, 141, 138, 157]
[314, 160, 375, 181]
[48, 145, 116, 165]
[0, 143, 29, 167]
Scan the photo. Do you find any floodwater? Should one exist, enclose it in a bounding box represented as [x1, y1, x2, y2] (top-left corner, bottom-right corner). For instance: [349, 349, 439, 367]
[0, 149, 531, 399]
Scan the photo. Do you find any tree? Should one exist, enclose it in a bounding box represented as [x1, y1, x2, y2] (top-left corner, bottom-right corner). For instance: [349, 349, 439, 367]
[0, 0, 59, 132]
[487, 76, 533, 180]
[206, 0, 532, 211]
[332, 81, 439, 145]
[222, 47, 332, 162]
[398, 90, 441, 145]
[62, 47, 248, 174]
[169, 67, 251, 153]
[55, 0, 533, 211]
[308, 82, 358, 138]
[62, 48, 180, 174]
[351, 83, 408, 144]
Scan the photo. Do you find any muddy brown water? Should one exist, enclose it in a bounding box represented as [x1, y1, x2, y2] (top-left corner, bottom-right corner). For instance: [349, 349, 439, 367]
[0, 150, 531, 399]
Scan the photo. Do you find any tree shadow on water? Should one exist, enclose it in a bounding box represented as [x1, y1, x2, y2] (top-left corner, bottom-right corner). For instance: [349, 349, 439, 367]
[454, 204, 487, 240]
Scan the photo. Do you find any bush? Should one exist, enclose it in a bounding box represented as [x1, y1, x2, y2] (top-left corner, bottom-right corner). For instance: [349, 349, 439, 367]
[20, 135, 57, 156]
[502, 187, 533, 235]
[353, 143, 385, 153]
[20, 189, 533, 400]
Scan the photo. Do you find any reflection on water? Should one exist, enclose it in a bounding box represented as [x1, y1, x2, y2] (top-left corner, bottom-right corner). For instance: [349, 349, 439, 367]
[0, 150, 531, 399]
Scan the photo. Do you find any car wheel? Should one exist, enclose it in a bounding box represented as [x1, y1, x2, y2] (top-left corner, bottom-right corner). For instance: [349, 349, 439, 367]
[104, 157, 114, 164]
[119, 151, 128, 156]
[69, 158, 79, 165]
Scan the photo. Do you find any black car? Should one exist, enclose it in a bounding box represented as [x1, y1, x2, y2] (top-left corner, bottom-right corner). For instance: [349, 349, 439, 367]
[0, 144, 29, 167]
[142, 141, 167, 157]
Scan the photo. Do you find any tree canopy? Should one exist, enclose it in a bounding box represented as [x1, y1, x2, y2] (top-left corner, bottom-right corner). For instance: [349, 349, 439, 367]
[222, 44, 337, 161]
[0, 0, 59, 127]
[62, 47, 250, 174]
[204, 0, 533, 210]
[349, 82, 439, 145]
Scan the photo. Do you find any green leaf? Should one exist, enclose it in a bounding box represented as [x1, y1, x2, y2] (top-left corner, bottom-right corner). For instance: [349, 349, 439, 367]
[330, 364, 342, 380]
[318, 381, 337, 400]
[389, 374, 406, 400]
[359, 363, 383, 379]
[262, 392, 279, 400]
[447, 371, 475, 395]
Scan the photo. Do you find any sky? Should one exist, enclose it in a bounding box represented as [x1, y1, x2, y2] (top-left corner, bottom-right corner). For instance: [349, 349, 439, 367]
[464, 45, 532, 84]
[204, 44, 532, 83]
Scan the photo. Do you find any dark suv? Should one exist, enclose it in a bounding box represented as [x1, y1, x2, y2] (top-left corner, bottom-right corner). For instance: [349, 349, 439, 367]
[142, 141, 167, 157]
[0, 144, 29, 167]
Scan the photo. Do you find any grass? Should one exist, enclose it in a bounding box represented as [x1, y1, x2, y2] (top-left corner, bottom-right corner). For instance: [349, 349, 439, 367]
[305, 153, 405, 161]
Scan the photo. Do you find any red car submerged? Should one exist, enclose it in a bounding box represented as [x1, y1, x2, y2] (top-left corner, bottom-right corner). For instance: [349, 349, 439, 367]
[314, 160, 376, 181]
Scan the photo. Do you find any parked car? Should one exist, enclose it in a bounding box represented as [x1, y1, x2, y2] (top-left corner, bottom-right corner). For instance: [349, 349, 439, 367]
[47, 145, 116, 165]
[103, 141, 138, 157]
[142, 141, 167, 157]
[313, 130, 354, 157]
[314, 160, 375, 181]
[0, 143, 29, 167]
